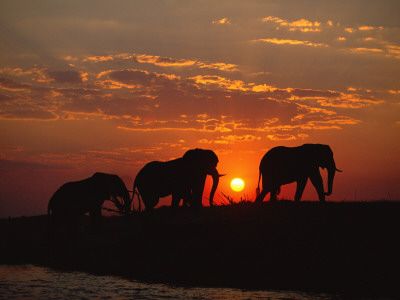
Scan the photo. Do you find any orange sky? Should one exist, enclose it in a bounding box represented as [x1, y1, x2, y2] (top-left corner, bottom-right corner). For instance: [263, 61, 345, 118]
[1, 1, 399, 217]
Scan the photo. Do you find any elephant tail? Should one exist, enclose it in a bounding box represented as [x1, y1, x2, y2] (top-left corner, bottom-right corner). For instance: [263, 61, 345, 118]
[256, 168, 261, 196]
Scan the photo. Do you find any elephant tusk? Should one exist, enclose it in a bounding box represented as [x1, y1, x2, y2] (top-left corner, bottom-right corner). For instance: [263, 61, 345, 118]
[218, 174, 226, 177]
[336, 168, 343, 172]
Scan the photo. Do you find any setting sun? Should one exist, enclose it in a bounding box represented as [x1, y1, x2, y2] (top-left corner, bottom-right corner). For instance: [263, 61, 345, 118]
[230, 178, 245, 192]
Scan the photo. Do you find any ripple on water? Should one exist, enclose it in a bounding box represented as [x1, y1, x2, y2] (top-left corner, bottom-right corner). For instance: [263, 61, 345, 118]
[0, 265, 338, 299]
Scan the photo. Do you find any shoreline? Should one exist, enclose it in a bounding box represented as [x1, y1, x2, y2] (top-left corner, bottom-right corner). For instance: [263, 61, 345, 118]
[1, 201, 399, 298]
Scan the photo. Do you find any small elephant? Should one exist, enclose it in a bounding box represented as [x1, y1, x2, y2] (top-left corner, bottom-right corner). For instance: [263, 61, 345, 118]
[48, 172, 131, 224]
[255, 144, 342, 202]
[133, 148, 222, 212]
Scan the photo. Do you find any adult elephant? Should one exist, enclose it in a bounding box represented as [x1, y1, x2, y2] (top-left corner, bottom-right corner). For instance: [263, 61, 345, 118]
[48, 172, 131, 223]
[255, 144, 342, 202]
[133, 148, 222, 212]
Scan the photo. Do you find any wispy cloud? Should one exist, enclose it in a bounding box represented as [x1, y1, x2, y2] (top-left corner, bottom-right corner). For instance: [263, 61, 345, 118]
[350, 47, 384, 54]
[263, 16, 322, 32]
[254, 38, 326, 47]
[199, 135, 261, 144]
[257, 16, 400, 60]
[83, 55, 115, 62]
[73, 53, 239, 72]
[358, 26, 376, 31]
[135, 54, 196, 67]
[0, 109, 58, 121]
[212, 18, 231, 25]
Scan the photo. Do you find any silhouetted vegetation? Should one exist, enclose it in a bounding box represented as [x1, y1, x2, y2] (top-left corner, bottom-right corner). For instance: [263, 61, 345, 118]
[1, 201, 399, 298]
[218, 192, 251, 205]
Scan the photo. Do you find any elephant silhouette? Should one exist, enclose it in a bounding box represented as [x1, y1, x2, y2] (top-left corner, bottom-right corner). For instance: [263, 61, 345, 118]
[133, 148, 222, 212]
[255, 144, 342, 202]
[48, 172, 131, 226]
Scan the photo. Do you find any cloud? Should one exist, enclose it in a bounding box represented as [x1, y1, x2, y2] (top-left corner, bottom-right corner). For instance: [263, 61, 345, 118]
[190, 75, 248, 91]
[262, 16, 322, 32]
[197, 62, 238, 72]
[358, 26, 375, 31]
[135, 54, 196, 67]
[254, 38, 326, 47]
[135, 54, 238, 71]
[386, 45, 400, 57]
[46, 70, 85, 84]
[0, 109, 58, 120]
[0, 59, 380, 140]
[75, 53, 239, 72]
[267, 134, 298, 141]
[350, 48, 383, 54]
[259, 16, 400, 60]
[199, 134, 261, 144]
[83, 55, 115, 62]
[317, 97, 384, 108]
[0, 67, 49, 83]
[212, 18, 231, 25]
[98, 69, 180, 90]
[0, 77, 31, 91]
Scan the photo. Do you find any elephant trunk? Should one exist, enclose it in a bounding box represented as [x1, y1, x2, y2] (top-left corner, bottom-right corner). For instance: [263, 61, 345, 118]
[209, 169, 220, 207]
[122, 189, 132, 215]
[325, 166, 336, 196]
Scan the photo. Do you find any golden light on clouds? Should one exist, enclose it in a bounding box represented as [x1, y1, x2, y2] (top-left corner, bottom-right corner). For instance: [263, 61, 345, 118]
[212, 17, 231, 25]
[263, 16, 322, 32]
[254, 38, 326, 47]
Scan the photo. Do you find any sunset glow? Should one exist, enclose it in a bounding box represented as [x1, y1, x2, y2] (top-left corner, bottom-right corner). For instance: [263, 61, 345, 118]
[230, 178, 245, 192]
[0, 1, 399, 218]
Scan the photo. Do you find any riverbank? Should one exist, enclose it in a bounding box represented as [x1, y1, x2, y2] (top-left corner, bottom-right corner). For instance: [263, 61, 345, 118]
[1, 201, 399, 298]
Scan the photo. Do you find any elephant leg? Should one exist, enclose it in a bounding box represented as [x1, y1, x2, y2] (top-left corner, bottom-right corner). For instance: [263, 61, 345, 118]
[310, 171, 325, 202]
[141, 193, 158, 212]
[295, 178, 308, 201]
[89, 204, 103, 231]
[270, 187, 278, 201]
[255, 189, 268, 203]
[171, 194, 181, 210]
[48, 215, 62, 240]
[181, 190, 192, 208]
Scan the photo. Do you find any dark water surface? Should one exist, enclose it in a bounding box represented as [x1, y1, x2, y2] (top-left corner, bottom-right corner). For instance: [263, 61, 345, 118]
[0, 265, 338, 299]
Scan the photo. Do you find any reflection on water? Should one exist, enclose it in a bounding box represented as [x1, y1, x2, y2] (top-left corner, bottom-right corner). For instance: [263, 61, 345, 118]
[0, 265, 337, 299]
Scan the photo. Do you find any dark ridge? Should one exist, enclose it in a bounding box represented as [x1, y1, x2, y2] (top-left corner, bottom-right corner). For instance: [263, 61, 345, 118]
[1, 201, 399, 298]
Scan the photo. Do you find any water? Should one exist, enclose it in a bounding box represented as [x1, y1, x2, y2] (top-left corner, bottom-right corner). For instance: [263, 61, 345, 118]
[0, 265, 337, 299]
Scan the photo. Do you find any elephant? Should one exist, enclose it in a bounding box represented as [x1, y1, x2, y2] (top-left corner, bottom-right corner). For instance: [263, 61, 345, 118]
[133, 148, 222, 212]
[48, 172, 132, 224]
[254, 144, 342, 202]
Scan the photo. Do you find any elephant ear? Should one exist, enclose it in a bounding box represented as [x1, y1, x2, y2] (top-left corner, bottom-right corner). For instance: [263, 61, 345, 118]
[92, 173, 111, 195]
[183, 148, 201, 160]
[183, 149, 202, 173]
[311, 144, 337, 172]
[183, 148, 218, 173]
[310, 144, 332, 169]
[92, 172, 108, 185]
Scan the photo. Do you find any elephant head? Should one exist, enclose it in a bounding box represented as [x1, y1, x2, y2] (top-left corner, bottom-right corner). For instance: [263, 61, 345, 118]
[310, 145, 342, 196]
[93, 173, 132, 215]
[183, 149, 222, 206]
